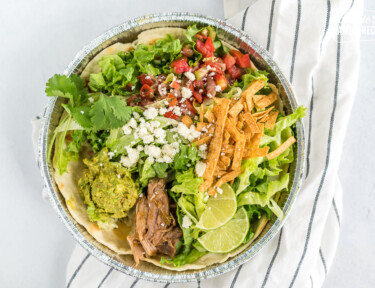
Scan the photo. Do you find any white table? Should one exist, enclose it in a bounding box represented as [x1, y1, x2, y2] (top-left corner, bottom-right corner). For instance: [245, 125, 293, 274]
[0, 1, 373, 287]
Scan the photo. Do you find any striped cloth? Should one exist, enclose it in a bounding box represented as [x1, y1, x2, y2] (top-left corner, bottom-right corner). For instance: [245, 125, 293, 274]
[64, 0, 363, 287]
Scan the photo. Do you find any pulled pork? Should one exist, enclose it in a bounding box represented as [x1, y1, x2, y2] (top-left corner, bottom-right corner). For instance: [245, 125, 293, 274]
[127, 178, 182, 265]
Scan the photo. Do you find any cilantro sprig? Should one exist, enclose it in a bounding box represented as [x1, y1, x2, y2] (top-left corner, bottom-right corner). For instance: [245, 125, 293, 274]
[45, 74, 135, 173]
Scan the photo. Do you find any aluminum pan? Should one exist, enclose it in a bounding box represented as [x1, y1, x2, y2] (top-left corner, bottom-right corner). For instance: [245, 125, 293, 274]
[39, 12, 305, 283]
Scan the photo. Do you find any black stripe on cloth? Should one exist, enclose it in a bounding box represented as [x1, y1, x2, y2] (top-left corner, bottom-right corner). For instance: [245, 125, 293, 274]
[163, 283, 170, 288]
[97, 268, 113, 288]
[241, 6, 250, 30]
[319, 248, 327, 275]
[261, 229, 283, 288]
[306, 0, 331, 179]
[197, 279, 201, 288]
[305, 77, 315, 178]
[266, 0, 276, 50]
[289, 1, 355, 287]
[289, 0, 301, 84]
[320, 0, 332, 54]
[230, 264, 243, 288]
[310, 275, 314, 288]
[332, 198, 341, 225]
[66, 253, 90, 288]
[130, 278, 139, 288]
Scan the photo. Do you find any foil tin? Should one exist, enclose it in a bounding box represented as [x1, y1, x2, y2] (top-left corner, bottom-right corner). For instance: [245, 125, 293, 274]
[38, 12, 305, 283]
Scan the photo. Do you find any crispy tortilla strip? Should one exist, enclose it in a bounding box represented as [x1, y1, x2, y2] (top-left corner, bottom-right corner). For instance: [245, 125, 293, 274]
[225, 118, 244, 142]
[217, 160, 228, 170]
[244, 147, 270, 159]
[181, 115, 194, 128]
[243, 112, 260, 134]
[214, 169, 229, 177]
[252, 106, 274, 118]
[204, 109, 216, 123]
[265, 110, 279, 130]
[245, 94, 254, 113]
[200, 98, 230, 192]
[228, 99, 244, 118]
[196, 122, 209, 132]
[253, 92, 278, 109]
[266, 136, 296, 160]
[208, 187, 217, 197]
[219, 155, 231, 167]
[243, 123, 252, 142]
[247, 123, 264, 149]
[242, 79, 265, 98]
[200, 104, 204, 123]
[193, 136, 212, 146]
[215, 170, 242, 188]
[236, 117, 244, 130]
[223, 130, 231, 145]
[231, 138, 246, 171]
[258, 114, 269, 123]
[222, 144, 234, 154]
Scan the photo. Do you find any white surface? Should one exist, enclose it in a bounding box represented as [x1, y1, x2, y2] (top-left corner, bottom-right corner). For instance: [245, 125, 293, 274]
[0, 0, 372, 287]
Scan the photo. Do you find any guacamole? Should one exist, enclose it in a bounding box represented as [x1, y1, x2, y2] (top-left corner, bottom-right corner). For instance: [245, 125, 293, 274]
[79, 148, 138, 225]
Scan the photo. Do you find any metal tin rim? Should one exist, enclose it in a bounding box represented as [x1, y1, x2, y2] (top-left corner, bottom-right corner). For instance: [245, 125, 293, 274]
[39, 12, 305, 283]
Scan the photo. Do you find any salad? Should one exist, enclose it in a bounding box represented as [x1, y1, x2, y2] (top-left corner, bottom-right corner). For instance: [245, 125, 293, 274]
[46, 25, 305, 270]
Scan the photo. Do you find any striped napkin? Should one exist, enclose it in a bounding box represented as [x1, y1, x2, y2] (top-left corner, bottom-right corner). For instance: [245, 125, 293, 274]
[60, 0, 363, 287]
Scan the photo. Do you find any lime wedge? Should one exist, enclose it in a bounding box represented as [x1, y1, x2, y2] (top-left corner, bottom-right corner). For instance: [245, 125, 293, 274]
[195, 183, 237, 230]
[198, 207, 249, 253]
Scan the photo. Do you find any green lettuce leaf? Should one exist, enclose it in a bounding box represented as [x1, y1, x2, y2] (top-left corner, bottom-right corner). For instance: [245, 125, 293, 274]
[171, 168, 203, 194]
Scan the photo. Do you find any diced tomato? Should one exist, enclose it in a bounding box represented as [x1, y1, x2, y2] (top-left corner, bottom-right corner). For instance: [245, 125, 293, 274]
[140, 84, 152, 97]
[195, 34, 207, 41]
[196, 38, 215, 58]
[137, 74, 154, 85]
[164, 111, 179, 120]
[230, 50, 251, 68]
[204, 36, 215, 55]
[223, 53, 236, 69]
[192, 90, 203, 103]
[171, 56, 191, 74]
[171, 80, 181, 90]
[203, 61, 224, 74]
[227, 65, 242, 80]
[214, 74, 228, 91]
[194, 77, 205, 89]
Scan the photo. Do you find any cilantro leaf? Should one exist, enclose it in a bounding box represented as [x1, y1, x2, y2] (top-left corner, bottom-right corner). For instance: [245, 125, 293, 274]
[71, 106, 92, 128]
[90, 94, 133, 130]
[45, 74, 87, 106]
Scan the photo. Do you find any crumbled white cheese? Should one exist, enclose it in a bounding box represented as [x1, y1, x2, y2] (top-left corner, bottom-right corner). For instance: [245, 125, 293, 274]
[128, 118, 138, 129]
[173, 106, 182, 116]
[120, 147, 140, 168]
[195, 161, 206, 177]
[150, 121, 160, 128]
[137, 145, 144, 151]
[80, 111, 85, 114]
[144, 107, 158, 120]
[88, 97, 94, 103]
[159, 107, 167, 115]
[107, 152, 115, 159]
[181, 87, 193, 102]
[216, 187, 223, 194]
[207, 93, 213, 98]
[184, 71, 196, 81]
[132, 112, 140, 119]
[176, 122, 201, 142]
[216, 85, 222, 92]
[162, 143, 179, 158]
[142, 135, 154, 144]
[144, 145, 162, 159]
[182, 215, 193, 229]
[122, 125, 132, 135]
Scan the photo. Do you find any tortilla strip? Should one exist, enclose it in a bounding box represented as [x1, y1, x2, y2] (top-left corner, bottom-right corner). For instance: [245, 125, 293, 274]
[243, 123, 252, 142]
[219, 155, 231, 167]
[225, 118, 244, 142]
[252, 106, 274, 118]
[214, 170, 242, 188]
[242, 79, 265, 98]
[244, 147, 270, 159]
[266, 136, 296, 160]
[204, 109, 216, 123]
[223, 130, 231, 145]
[253, 92, 278, 109]
[192, 136, 212, 146]
[200, 98, 230, 192]
[247, 123, 264, 149]
[181, 115, 194, 128]
[243, 112, 260, 134]
[196, 122, 209, 132]
[228, 99, 244, 118]
[200, 104, 204, 123]
[214, 169, 229, 177]
[245, 94, 254, 113]
[265, 110, 279, 130]
[221, 144, 234, 154]
[258, 114, 269, 123]
[208, 187, 217, 197]
[231, 138, 246, 171]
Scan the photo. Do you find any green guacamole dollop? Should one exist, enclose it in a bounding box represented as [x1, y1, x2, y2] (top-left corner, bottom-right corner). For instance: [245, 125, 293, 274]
[79, 148, 138, 224]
